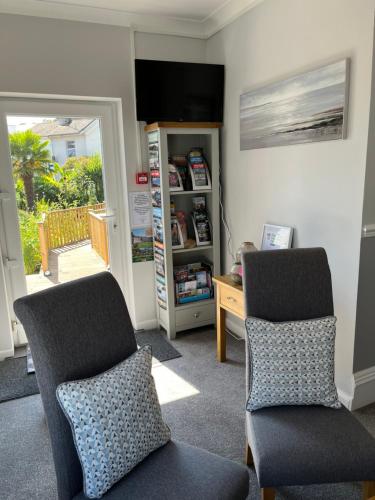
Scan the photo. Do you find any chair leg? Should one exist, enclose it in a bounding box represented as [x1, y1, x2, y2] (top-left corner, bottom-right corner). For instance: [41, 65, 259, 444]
[245, 442, 253, 466]
[261, 488, 276, 500]
[363, 481, 375, 499]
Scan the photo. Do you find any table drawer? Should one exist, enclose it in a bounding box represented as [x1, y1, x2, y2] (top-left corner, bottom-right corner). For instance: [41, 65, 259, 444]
[175, 302, 215, 328]
[220, 286, 244, 317]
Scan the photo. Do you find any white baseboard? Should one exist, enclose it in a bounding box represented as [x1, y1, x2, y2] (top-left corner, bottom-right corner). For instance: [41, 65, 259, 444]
[225, 317, 246, 339]
[351, 365, 375, 410]
[134, 318, 159, 331]
[337, 388, 353, 410]
[0, 347, 14, 362]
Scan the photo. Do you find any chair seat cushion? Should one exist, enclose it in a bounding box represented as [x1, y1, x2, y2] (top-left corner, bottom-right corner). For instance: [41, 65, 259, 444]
[73, 440, 249, 500]
[246, 405, 375, 487]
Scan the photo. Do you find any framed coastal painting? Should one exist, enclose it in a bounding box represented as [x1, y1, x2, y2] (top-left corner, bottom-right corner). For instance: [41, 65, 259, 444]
[240, 59, 349, 150]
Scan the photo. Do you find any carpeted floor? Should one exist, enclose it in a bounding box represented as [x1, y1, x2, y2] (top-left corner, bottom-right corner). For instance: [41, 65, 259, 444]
[0, 328, 373, 500]
[0, 330, 180, 403]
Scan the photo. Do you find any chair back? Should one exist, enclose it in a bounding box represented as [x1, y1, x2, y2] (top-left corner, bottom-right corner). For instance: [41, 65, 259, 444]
[241, 248, 334, 400]
[241, 247, 334, 321]
[14, 272, 137, 500]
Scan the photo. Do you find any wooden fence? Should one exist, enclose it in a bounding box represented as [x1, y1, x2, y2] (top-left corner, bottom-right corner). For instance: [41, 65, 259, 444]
[88, 210, 109, 265]
[38, 203, 106, 272]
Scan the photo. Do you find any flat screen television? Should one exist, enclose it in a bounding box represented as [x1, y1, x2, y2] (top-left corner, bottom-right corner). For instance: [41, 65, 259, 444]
[135, 59, 224, 124]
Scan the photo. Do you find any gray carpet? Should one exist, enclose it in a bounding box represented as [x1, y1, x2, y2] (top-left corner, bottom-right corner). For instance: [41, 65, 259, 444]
[0, 329, 373, 500]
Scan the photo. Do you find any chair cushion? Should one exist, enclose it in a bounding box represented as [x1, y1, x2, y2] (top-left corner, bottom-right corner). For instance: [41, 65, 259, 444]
[246, 405, 375, 487]
[245, 316, 341, 411]
[73, 440, 249, 500]
[57, 345, 170, 498]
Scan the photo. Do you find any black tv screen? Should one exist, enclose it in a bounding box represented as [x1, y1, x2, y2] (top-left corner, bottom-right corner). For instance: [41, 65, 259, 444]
[135, 59, 224, 124]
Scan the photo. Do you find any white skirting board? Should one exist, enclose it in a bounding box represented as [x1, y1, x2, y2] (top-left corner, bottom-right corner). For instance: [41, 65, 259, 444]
[350, 365, 375, 410]
[225, 317, 246, 339]
[134, 318, 159, 331]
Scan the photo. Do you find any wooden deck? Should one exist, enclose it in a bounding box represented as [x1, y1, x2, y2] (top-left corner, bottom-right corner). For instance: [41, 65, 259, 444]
[26, 240, 107, 295]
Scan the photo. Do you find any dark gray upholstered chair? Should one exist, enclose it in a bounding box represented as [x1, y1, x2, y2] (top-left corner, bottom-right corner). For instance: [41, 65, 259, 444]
[241, 248, 375, 500]
[14, 272, 249, 500]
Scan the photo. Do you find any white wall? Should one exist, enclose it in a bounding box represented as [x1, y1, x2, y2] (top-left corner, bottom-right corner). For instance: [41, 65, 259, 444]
[0, 14, 207, 332]
[85, 121, 102, 157]
[206, 0, 375, 399]
[49, 134, 86, 164]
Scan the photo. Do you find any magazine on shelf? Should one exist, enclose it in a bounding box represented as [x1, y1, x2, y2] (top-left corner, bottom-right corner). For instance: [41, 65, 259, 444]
[173, 262, 213, 305]
[191, 196, 212, 246]
[188, 148, 211, 190]
[169, 163, 184, 191]
[151, 189, 161, 207]
[171, 154, 192, 191]
[171, 216, 184, 249]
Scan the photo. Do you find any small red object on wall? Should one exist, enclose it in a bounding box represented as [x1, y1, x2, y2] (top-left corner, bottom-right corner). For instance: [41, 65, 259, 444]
[136, 172, 149, 184]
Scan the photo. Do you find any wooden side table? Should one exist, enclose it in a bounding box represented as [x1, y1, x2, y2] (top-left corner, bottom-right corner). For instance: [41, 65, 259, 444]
[212, 275, 245, 362]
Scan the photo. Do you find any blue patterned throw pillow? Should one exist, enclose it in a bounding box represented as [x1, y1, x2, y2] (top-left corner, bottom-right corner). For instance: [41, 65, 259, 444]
[56, 345, 171, 499]
[245, 316, 341, 412]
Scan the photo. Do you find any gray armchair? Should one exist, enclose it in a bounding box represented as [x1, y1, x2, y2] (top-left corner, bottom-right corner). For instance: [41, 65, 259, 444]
[14, 272, 249, 500]
[242, 248, 375, 500]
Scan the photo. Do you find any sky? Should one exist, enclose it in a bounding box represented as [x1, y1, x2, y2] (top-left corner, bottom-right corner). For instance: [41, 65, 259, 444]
[240, 60, 347, 111]
[6, 116, 54, 133]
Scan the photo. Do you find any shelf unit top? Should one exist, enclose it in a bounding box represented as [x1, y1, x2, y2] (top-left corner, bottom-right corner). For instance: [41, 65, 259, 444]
[173, 245, 213, 254]
[170, 189, 212, 196]
[144, 122, 222, 132]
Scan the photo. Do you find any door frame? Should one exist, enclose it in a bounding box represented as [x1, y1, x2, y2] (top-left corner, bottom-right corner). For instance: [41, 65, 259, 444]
[0, 94, 131, 359]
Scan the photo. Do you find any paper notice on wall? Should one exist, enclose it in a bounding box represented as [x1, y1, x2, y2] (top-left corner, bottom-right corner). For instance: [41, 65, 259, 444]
[129, 191, 152, 228]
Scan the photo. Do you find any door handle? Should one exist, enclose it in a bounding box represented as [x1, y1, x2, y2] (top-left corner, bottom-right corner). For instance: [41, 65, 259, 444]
[3, 257, 19, 269]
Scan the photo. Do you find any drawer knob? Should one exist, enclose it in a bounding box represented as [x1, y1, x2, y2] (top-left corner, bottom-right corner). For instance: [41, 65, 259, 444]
[194, 312, 201, 318]
[227, 296, 236, 302]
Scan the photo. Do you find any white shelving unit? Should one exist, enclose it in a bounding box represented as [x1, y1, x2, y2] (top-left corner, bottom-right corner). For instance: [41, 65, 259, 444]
[146, 122, 221, 339]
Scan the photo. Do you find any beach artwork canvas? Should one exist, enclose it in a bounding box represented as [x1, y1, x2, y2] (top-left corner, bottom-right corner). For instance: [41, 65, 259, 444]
[240, 59, 349, 150]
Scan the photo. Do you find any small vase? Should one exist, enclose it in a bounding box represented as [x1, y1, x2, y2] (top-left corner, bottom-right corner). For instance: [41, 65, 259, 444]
[230, 242, 257, 285]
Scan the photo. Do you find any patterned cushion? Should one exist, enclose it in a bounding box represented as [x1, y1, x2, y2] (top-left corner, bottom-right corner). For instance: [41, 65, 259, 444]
[245, 316, 341, 412]
[56, 345, 171, 499]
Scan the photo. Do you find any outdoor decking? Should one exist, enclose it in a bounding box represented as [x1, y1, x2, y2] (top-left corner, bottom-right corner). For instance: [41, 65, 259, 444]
[26, 240, 107, 295]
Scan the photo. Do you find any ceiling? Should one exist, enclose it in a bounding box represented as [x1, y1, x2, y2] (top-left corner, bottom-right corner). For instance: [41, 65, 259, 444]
[0, 0, 264, 38]
[39, 0, 228, 22]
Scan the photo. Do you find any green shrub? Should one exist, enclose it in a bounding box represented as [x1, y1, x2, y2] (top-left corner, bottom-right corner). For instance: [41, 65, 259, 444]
[18, 210, 41, 274]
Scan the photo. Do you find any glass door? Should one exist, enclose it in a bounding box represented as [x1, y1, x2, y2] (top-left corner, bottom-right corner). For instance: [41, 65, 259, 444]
[0, 98, 128, 358]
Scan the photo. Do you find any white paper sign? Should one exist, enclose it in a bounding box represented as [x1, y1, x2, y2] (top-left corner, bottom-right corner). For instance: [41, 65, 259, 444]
[129, 191, 152, 228]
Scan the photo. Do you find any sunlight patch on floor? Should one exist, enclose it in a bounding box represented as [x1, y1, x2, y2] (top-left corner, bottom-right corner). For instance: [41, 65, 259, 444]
[152, 360, 200, 405]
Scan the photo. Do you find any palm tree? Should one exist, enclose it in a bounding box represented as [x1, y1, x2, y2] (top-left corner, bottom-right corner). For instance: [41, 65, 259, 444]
[9, 130, 51, 211]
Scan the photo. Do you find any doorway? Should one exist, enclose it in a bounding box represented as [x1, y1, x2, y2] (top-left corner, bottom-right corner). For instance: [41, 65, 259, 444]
[0, 97, 128, 360]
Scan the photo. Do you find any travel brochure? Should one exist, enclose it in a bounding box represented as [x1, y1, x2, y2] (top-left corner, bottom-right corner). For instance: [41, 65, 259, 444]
[174, 262, 213, 305]
[168, 148, 211, 191]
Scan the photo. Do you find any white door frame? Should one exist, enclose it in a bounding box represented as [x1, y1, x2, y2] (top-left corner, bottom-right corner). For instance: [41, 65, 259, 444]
[0, 94, 131, 359]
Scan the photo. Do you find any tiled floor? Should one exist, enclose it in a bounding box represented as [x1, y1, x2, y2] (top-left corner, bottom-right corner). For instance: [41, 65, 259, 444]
[25, 240, 106, 294]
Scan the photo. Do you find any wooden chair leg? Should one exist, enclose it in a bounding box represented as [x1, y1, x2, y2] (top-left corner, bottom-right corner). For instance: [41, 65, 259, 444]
[363, 481, 375, 500]
[245, 442, 253, 466]
[261, 488, 276, 500]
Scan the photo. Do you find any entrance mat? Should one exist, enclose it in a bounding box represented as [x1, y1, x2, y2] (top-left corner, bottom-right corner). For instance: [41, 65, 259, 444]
[0, 356, 39, 403]
[135, 329, 182, 362]
[0, 329, 181, 403]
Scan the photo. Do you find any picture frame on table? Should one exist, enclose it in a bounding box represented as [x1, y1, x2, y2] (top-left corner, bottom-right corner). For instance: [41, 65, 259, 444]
[261, 224, 293, 250]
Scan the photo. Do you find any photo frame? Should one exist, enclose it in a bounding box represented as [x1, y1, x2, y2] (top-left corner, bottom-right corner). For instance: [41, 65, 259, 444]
[261, 224, 293, 251]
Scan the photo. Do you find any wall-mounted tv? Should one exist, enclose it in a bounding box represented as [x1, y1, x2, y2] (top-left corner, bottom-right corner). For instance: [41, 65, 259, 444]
[135, 59, 224, 124]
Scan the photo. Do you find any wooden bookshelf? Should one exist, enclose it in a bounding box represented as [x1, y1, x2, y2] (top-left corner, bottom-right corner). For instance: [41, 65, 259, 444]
[147, 123, 220, 339]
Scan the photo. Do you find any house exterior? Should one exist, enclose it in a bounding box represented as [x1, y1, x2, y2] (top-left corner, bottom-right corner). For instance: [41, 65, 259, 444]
[32, 118, 101, 165]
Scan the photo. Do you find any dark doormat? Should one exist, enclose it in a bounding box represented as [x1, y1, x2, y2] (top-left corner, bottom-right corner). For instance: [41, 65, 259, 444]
[0, 329, 181, 404]
[0, 356, 39, 403]
[135, 329, 181, 363]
